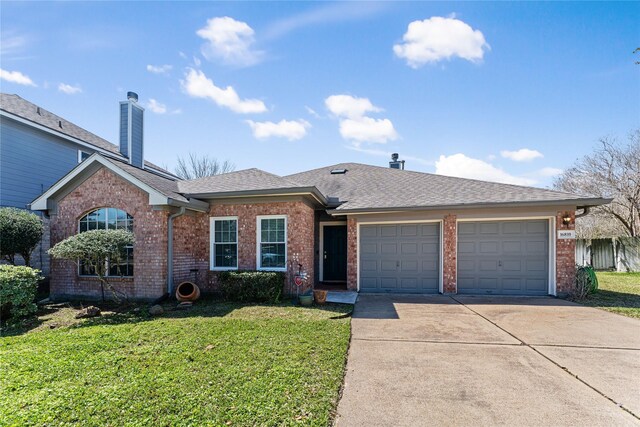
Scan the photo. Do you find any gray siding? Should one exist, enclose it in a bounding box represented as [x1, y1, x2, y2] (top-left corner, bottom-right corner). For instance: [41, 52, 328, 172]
[0, 117, 84, 209]
[119, 102, 128, 158]
[131, 105, 143, 168]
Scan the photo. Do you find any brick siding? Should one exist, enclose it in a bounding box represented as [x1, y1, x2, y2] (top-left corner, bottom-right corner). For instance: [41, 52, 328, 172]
[442, 214, 457, 293]
[556, 210, 576, 295]
[346, 217, 358, 290]
[49, 167, 168, 301]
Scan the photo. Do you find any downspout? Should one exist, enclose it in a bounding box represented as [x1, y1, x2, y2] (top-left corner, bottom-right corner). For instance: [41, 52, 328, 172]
[167, 207, 186, 296]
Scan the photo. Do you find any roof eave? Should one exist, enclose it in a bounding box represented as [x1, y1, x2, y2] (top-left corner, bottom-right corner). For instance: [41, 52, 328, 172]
[326, 198, 613, 215]
[183, 186, 329, 206]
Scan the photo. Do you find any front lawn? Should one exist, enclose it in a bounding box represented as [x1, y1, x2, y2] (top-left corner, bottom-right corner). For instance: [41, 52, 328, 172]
[0, 299, 352, 426]
[579, 272, 640, 319]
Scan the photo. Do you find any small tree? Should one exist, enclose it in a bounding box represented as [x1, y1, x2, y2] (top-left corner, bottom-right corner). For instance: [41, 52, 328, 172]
[175, 153, 235, 180]
[554, 131, 640, 237]
[0, 208, 44, 266]
[48, 229, 134, 302]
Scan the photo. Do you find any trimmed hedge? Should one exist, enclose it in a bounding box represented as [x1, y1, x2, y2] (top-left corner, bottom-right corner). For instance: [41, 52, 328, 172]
[218, 271, 285, 303]
[0, 265, 42, 320]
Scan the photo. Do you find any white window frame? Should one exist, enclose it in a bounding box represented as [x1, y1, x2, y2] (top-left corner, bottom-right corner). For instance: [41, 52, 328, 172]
[77, 207, 134, 277]
[256, 215, 287, 272]
[209, 216, 239, 271]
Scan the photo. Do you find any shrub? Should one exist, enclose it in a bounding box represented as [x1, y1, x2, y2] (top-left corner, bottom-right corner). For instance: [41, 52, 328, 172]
[49, 229, 135, 302]
[0, 208, 44, 266]
[217, 271, 285, 303]
[572, 265, 599, 300]
[0, 265, 42, 320]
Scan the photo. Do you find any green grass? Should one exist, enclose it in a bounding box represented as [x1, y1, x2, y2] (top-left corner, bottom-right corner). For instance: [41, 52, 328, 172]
[579, 272, 640, 318]
[0, 299, 352, 426]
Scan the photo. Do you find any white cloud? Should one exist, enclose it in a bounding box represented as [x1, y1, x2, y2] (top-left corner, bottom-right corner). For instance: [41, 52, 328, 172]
[0, 68, 36, 86]
[146, 64, 172, 74]
[325, 94, 381, 119]
[325, 94, 397, 144]
[197, 17, 263, 67]
[393, 16, 490, 68]
[435, 153, 536, 186]
[538, 167, 563, 177]
[500, 148, 543, 162]
[58, 83, 82, 94]
[339, 117, 397, 144]
[147, 99, 167, 114]
[347, 145, 433, 166]
[246, 119, 310, 141]
[1, 31, 28, 56]
[181, 68, 267, 114]
[305, 106, 321, 119]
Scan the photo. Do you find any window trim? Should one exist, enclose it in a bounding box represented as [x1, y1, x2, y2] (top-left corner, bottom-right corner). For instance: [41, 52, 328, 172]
[209, 216, 239, 271]
[77, 207, 134, 277]
[256, 215, 287, 272]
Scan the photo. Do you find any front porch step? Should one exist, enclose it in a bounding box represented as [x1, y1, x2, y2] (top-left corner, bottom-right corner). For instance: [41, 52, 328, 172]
[326, 291, 358, 305]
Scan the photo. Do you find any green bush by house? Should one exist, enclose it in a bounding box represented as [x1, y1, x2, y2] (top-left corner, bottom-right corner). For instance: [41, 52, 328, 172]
[0, 207, 43, 267]
[218, 271, 285, 303]
[0, 265, 42, 320]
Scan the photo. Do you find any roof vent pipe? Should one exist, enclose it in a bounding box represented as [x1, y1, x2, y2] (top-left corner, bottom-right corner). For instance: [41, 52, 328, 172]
[389, 153, 405, 170]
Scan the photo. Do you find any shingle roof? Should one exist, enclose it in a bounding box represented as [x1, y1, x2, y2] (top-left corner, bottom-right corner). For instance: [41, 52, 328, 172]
[178, 168, 307, 195]
[286, 162, 600, 212]
[0, 93, 173, 176]
[103, 156, 188, 203]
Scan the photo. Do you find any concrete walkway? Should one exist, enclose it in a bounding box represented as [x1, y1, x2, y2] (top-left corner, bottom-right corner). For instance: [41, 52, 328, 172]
[335, 295, 640, 426]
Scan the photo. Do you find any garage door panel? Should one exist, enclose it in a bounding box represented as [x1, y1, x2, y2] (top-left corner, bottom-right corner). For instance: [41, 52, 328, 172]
[400, 225, 418, 236]
[502, 222, 523, 234]
[361, 243, 377, 254]
[480, 223, 500, 234]
[380, 226, 397, 237]
[401, 243, 418, 254]
[458, 242, 475, 253]
[479, 241, 499, 253]
[503, 241, 522, 253]
[421, 224, 438, 236]
[360, 223, 440, 294]
[458, 219, 549, 295]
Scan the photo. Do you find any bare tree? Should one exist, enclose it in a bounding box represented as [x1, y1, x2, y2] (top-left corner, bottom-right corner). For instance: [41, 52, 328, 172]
[175, 153, 235, 180]
[553, 130, 640, 237]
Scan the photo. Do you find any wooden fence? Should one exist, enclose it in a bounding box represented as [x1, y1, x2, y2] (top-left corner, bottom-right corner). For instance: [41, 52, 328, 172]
[576, 237, 640, 272]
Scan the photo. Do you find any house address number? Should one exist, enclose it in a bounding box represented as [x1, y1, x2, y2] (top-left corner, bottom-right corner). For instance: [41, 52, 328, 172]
[557, 230, 576, 239]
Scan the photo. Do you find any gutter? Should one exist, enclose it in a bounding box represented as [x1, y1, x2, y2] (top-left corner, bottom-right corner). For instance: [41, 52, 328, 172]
[167, 207, 186, 296]
[326, 198, 614, 215]
[182, 186, 329, 206]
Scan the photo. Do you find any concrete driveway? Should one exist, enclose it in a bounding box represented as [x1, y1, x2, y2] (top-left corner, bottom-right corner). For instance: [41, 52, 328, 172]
[335, 295, 640, 426]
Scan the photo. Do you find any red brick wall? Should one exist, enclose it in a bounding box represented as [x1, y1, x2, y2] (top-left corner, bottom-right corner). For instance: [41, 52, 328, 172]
[556, 210, 576, 295]
[442, 214, 457, 293]
[50, 167, 169, 300]
[206, 201, 316, 294]
[172, 212, 209, 289]
[346, 217, 358, 290]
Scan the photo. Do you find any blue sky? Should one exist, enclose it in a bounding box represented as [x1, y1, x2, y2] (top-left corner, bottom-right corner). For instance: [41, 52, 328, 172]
[1, 1, 638, 187]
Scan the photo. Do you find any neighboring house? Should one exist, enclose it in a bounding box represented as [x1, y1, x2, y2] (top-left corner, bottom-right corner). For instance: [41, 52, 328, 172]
[0, 93, 174, 275]
[31, 92, 610, 301]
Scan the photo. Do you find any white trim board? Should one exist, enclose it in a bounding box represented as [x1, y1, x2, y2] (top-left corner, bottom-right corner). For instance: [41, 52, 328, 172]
[319, 221, 347, 282]
[355, 219, 444, 294]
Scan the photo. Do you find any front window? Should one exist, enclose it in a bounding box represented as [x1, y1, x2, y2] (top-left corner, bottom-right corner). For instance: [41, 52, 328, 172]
[210, 217, 238, 270]
[258, 216, 287, 270]
[78, 208, 133, 276]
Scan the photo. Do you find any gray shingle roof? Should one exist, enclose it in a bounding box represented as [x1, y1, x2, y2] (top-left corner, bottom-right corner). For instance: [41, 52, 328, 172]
[0, 93, 173, 176]
[286, 163, 600, 212]
[178, 168, 307, 195]
[103, 157, 188, 203]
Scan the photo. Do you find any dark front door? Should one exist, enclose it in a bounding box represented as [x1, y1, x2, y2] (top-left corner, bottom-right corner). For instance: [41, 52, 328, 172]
[323, 225, 347, 281]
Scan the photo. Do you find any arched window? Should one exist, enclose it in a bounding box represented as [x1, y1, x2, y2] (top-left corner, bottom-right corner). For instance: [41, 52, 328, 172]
[78, 208, 134, 277]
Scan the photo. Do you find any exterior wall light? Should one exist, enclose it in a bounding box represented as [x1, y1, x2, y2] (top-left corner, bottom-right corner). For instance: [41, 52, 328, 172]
[562, 212, 572, 227]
